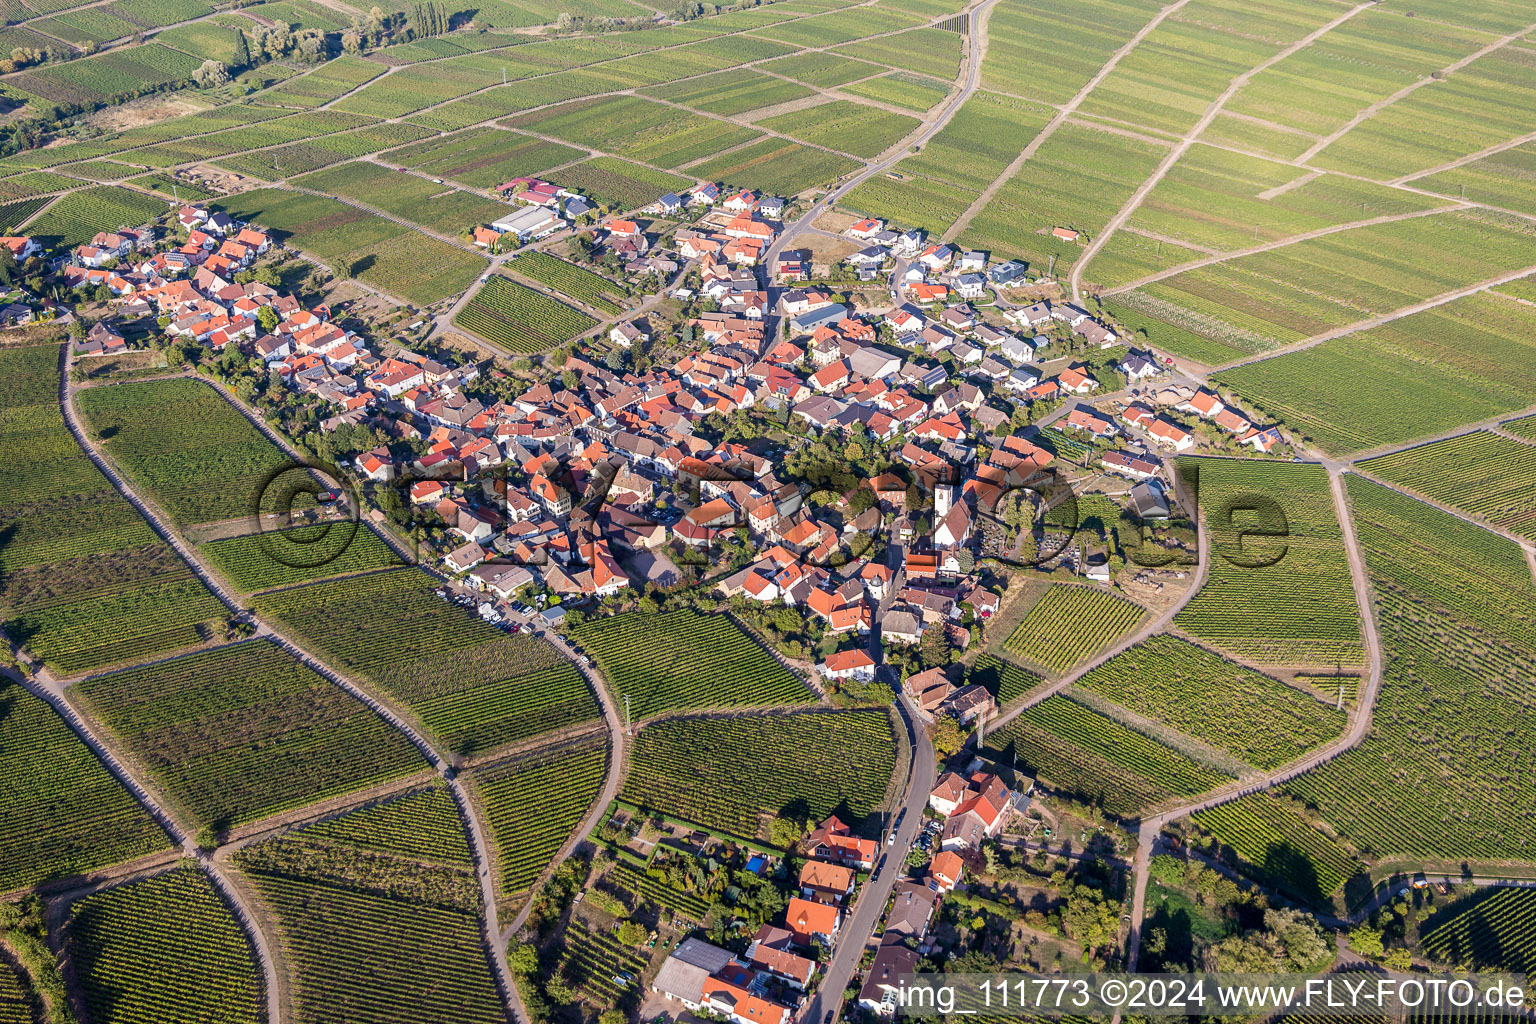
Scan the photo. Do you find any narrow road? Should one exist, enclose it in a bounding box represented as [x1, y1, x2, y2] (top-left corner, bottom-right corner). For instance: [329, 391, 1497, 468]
[943, 0, 1196, 244]
[1069, 1, 1376, 300]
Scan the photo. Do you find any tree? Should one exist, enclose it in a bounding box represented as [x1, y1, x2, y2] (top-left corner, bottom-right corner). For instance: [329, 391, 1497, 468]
[768, 816, 806, 849]
[598, 1012, 627, 1024]
[919, 624, 952, 669]
[1382, 948, 1414, 971]
[331, 255, 354, 279]
[232, 27, 250, 66]
[931, 715, 965, 758]
[193, 59, 231, 88]
[615, 920, 647, 946]
[296, 31, 323, 62]
[0, 245, 15, 288]
[1062, 886, 1119, 952]
[1349, 925, 1384, 959]
[264, 23, 292, 59]
[341, 27, 363, 53]
[257, 305, 280, 332]
[954, 548, 975, 573]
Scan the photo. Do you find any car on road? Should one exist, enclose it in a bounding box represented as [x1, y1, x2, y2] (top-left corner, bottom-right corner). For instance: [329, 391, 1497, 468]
[824, 1013, 834, 1024]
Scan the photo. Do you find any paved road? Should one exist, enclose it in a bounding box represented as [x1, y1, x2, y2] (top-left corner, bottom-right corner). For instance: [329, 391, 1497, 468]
[801, 693, 936, 1024]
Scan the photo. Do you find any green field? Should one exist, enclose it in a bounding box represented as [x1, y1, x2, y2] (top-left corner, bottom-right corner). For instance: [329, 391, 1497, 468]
[550, 156, 692, 210]
[968, 654, 1043, 707]
[75, 641, 427, 830]
[1002, 584, 1146, 675]
[0, 345, 226, 674]
[759, 98, 920, 158]
[388, 127, 586, 188]
[215, 123, 436, 181]
[1188, 792, 1362, 904]
[255, 54, 387, 108]
[898, 90, 1054, 191]
[216, 188, 486, 304]
[78, 377, 291, 528]
[1279, 478, 1536, 861]
[1213, 293, 1536, 454]
[454, 275, 598, 353]
[623, 710, 896, 840]
[840, 173, 976, 236]
[202, 524, 403, 593]
[1357, 431, 1536, 540]
[506, 250, 627, 316]
[1422, 888, 1536, 973]
[1074, 634, 1346, 769]
[234, 787, 506, 1024]
[293, 161, 509, 236]
[508, 95, 762, 169]
[981, 0, 1161, 103]
[470, 736, 608, 900]
[1175, 458, 1363, 667]
[24, 185, 168, 251]
[840, 72, 951, 112]
[688, 137, 860, 196]
[253, 568, 599, 756]
[574, 609, 813, 720]
[0, 677, 170, 893]
[645, 67, 816, 115]
[983, 695, 1231, 817]
[66, 867, 263, 1024]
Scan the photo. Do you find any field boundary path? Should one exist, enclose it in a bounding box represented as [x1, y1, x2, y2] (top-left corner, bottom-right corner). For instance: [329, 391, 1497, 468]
[55, 359, 532, 1024]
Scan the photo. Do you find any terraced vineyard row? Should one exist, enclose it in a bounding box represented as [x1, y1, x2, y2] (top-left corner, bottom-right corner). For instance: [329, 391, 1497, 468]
[0, 343, 224, 674]
[75, 641, 427, 830]
[574, 609, 811, 720]
[472, 737, 609, 899]
[254, 567, 599, 756]
[1422, 888, 1536, 973]
[0, 678, 170, 893]
[623, 710, 896, 841]
[234, 788, 504, 1024]
[0, 958, 30, 1024]
[1176, 458, 1364, 668]
[1358, 430, 1536, 540]
[1002, 584, 1145, 675]
[984, 696, 1231, 818]
[453, 275, 597, 353]
[66, 866, 263, 1024]
[1186, 792, 1361, 904]
[1073, 635, 1346, 770]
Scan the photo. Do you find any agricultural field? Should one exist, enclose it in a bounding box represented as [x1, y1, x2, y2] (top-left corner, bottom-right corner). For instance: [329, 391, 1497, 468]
[1212, 293, 1536, 454]
[234, 787, 507, 1024]
[0, 344, 226, 675]
[1106, 209, 1536, 361]
[23, 184, 168, 250]
[453, 275, 598, 354]
[968, 654, 1042, 707]
[688, 137, 860, 197]
[126, 110, 381, 169]
[508, 95, 762, 169]
[896, 90, 1054, 191]
[1278, 478, 1536, 861]
[1504, 413, 1536, 440]
[75, 641, 427, 830]
[469, 736, 609, 900]
[1075, 635, 1346, 769]
[255, 54, 387, 108]
[216, 188, 486, 304]
[215, 123, 436, 180]
[839, 173, 976, 236]
[645, 68, 816, 116]
[0, 677, 170, 894]
[839, 72, 951, 112]
[65, 867, 263, 1024]
[1416, 140, 1536, 218]
[77, 377, 290, 528]
[1001, 584, 1145, 675]
[573, 609, 812, 720]
[758, 5, 920, 48]
[293, 160, 508, 236]
[982, 695, 1231, 818]
[1421, 888, 1536, 973]
[0, 195, 55, 231]
[0, 960, 30, 1024]
[1186, 792, 1362, 904]
[1357, 431, 1536, 540]
[834, 26, 962, 79]
[597, 860, 713, 921]
[253, 567, 599, 756]
[760, 50, 884, 87]
[552, 924, 648, 1010]
[0, 171, 85, 202]
[129, 173, 214, 201]
[622, 710, 897, 840]
[1175, 458, 1363, 668]
[759, 99, 920, 159]
[56, 159, 139, 181]
[980, 0, 1160, 103]
[506, 250, 627, 316]
[388, 127, 585, 189]
[201, 523, 403, 592]
[10, 44, 202, 109]
[550, 156, 691, 210]
[959, 123, 1167, 273]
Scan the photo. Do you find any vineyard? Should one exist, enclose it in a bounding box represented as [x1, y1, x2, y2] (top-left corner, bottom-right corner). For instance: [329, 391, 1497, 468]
[1186, 792, 1361, 904]
[23, 184, 168, 249]
[1175, 458, 1364, 667]
[1073, 635, 1346, 770]
[689, 137, 860, 197]
[0, 678, 170, 893]
[78, 377, 292, 528]
[1357, 430, 1536, 540]
[554, 924, 647, 1009]
[622, 710, 897, 840]
[983, 696, 1231, 817]
[646, 67, 813, 116]
[840, 174, 978, 236]
[235, 787, 506, 1024]
[470, 737, 609, 901]
[1277, 478, 1536, 861]
[599, 860, 712, 922]
[253, 567, 599, 755]
[759, 99, 921, 159]
[453, 275, 598, 353]
[292, 160, 508, 236]
[544, 156, 692, 211]
[508, 95, 761, 169]
[202, 523, 401, 592]
[66, 866, 263, 1024]
[389, 128, 584, 189]
[1002, 584, 1146, 675]
[75, 641, 427, 830]
[0, 959, 29, 1024]
[0, 344, 225, 674]
[1421, 888, 1536, 973]
[573, 609, 812, 720]
[968, 654, 1042, 707]
[507, 250, 626, 316]
[216, 123, 436, 180]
